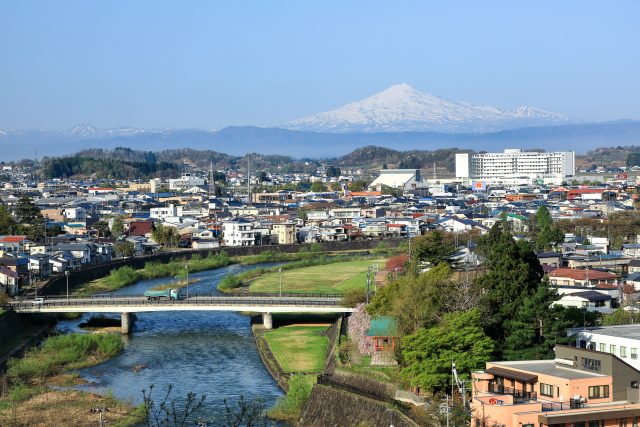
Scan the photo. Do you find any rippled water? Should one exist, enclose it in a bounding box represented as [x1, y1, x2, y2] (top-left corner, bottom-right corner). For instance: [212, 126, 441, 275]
[56, 263, 287, 425]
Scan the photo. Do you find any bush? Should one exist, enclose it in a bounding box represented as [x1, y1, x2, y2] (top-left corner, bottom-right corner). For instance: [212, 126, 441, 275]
[342, 288, 368, 307]
[385, 254, 409, 272]
[7, 333, 124, 383]
[217, 274, 243, 291]
[268, 374, 314, 420]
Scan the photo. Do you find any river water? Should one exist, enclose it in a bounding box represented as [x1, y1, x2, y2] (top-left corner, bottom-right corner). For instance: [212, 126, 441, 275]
[56, 263, 286, 426]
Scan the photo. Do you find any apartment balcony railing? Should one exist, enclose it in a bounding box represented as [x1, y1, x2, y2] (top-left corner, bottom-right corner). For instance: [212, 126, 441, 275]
[541, 399, 584, 412]
[488, 384, 537, 403]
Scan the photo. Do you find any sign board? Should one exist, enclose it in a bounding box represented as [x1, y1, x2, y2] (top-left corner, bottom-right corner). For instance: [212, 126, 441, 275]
[472, 181, 486, 191]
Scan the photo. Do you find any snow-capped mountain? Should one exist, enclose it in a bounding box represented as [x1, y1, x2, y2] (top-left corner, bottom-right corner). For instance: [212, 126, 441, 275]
[286, 83, 575, 132]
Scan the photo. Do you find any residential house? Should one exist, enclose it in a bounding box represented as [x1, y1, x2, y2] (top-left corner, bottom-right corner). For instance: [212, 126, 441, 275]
[548, 268, 618, 287]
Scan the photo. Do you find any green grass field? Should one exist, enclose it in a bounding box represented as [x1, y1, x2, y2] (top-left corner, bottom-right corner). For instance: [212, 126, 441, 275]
[248, 259, 384, 294]
[264, 325, 329, 373]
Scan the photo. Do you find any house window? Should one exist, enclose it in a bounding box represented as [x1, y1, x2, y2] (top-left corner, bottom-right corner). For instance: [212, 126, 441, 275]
[581, 357, 602, 372]
[632, 348, 638, 359]
[611, 344, 617, 354]
[632, 381, 639, 389]
[588, 385, 610, 399]
[540, 383, 554, 397]
[621, 346, 628, 357]
[600, 343, 606, 352]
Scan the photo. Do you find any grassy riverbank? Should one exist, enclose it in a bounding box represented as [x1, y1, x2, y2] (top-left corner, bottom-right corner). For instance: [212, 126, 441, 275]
[264, 325, 329, 373]
[0, 333, 145, 426]
[249, 258, 385, 294]
[217, 255, 382, 293]
[74, 252, 233, 296]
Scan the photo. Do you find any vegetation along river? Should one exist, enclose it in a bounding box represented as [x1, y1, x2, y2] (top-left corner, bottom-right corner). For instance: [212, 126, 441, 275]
[56, 262, 286, 425]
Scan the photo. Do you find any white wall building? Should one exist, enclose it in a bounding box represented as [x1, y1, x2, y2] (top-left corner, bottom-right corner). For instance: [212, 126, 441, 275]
[222, 219, 256, 247]
[572, 325, 640, 371]
[369, 169, 428, 192]
[456, 149, 575, 185]
[169, 173, 205, 191]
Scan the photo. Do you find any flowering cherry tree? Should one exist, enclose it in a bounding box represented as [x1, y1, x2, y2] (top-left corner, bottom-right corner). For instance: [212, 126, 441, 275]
[347, 303, 373, 356]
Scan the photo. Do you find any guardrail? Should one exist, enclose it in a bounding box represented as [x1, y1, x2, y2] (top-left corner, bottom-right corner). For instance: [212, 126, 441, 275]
[14, 292, 343, 301]
[11, 296, 347, 310]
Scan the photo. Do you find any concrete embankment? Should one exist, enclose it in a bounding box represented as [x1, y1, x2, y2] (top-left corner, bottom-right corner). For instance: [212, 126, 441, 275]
[299, 384, 419, 427]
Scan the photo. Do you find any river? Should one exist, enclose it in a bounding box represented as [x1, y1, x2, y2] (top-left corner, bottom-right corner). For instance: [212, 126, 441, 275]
[56, 262, 287, 426]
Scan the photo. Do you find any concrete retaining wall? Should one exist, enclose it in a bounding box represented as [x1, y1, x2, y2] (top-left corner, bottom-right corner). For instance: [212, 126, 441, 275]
[299, 384, 419, 427]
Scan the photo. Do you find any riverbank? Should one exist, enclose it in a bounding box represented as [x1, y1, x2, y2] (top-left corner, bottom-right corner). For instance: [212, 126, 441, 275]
[219, 256, 385, 294]
[0, 333, 145, 426]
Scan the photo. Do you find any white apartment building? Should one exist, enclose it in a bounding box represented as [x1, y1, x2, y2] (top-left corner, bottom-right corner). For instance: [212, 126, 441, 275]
[369, 169, 428, 192]
[455, 149, 575, 185]
[572, 325, 640, 371]
[169, 173, 205, 191]
[222, 219, 256, 247]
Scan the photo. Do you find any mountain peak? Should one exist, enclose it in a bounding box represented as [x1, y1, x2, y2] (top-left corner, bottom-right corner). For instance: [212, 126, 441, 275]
[286, 84, 575, 133]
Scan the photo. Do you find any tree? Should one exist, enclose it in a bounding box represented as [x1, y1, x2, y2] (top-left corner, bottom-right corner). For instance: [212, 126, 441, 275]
[401, 309, 495, 394]
[13, 195, 45, 241]
[0, 204, 16, 235]
[93, 220, 111, 238]
[627, 152, 640, 167]
[475, 224, 560, 358]
[310, 181, 326, 192]
[325, 166, 341, 178]
[152, 223, 180, 247]
[349, 180, 368, 192]
[257, 171, 270, 183]
[142, 384, 206, 427]
[411, 231, 457, 268]
[532, 205, 564, 252]
[112, 216, 125, 236]
[391, 263, 455, 334]
[115, 241, 135, 257]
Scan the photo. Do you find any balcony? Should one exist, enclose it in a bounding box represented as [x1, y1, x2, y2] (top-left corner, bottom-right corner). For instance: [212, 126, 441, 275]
[541, 399, 584, 412]
[488, 384, 537, 403]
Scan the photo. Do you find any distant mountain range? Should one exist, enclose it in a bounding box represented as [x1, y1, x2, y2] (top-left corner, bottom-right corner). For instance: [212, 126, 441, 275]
[2, 121, 640, 162]
[1, 84, 639, 161]
[285, 83, 576, 132]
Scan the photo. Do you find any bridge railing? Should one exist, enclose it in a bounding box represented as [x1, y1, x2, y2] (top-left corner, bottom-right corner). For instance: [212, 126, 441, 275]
[10, 296, 347, 310]
[15, 291, 343, 301]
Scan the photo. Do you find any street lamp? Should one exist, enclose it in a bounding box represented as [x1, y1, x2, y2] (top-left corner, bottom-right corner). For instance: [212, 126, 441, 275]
[185, 264, 189, 299]
[65, 270, 69, 300]
[279, 268, 283, 298]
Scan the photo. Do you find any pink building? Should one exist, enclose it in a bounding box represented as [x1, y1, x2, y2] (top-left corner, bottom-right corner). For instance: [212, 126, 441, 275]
[471, 345, 640, 427]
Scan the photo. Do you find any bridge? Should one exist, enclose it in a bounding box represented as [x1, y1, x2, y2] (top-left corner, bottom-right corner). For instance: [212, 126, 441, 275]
[10, 293, 353, 333]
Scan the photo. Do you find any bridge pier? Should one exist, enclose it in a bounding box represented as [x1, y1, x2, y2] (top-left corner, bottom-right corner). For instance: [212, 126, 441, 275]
[121, 312, 133, 334]
[262, 312, 273, 330]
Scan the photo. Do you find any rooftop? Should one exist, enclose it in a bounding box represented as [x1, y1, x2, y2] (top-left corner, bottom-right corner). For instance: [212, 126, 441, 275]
[576, 324, 640, 340]
[491, 360, 606, 380]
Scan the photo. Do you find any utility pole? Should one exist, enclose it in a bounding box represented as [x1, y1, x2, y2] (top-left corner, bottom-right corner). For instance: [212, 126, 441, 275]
[247, 154, 251, 207]
[279, 268, 283, 298]
[65, 270, 69, 300]
[185, 264, 189, 299]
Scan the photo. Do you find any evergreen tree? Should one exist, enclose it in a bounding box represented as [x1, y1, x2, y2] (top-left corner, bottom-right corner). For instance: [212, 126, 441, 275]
[0, 203, 17, 235]
[112, 216, 125, 236]
[411, 230, 457, 268]
[475, 224, 559, 358]
[401, 309, 495, 394]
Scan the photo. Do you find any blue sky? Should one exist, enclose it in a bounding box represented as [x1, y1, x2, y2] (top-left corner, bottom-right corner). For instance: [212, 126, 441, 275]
[1, 1, 638, 129]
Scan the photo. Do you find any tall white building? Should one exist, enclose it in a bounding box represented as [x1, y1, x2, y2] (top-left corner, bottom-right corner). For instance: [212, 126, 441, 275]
[455, 149, 575, 185]
[169, 173, 205, 191]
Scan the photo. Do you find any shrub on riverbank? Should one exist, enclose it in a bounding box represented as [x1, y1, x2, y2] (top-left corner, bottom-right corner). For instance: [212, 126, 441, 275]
[268, 374, 314, 421]
[218, 274, 243, 291]
[7, 333, 124, 384]
[236, 250, 317, 265]
[76, 252, 233, 295]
